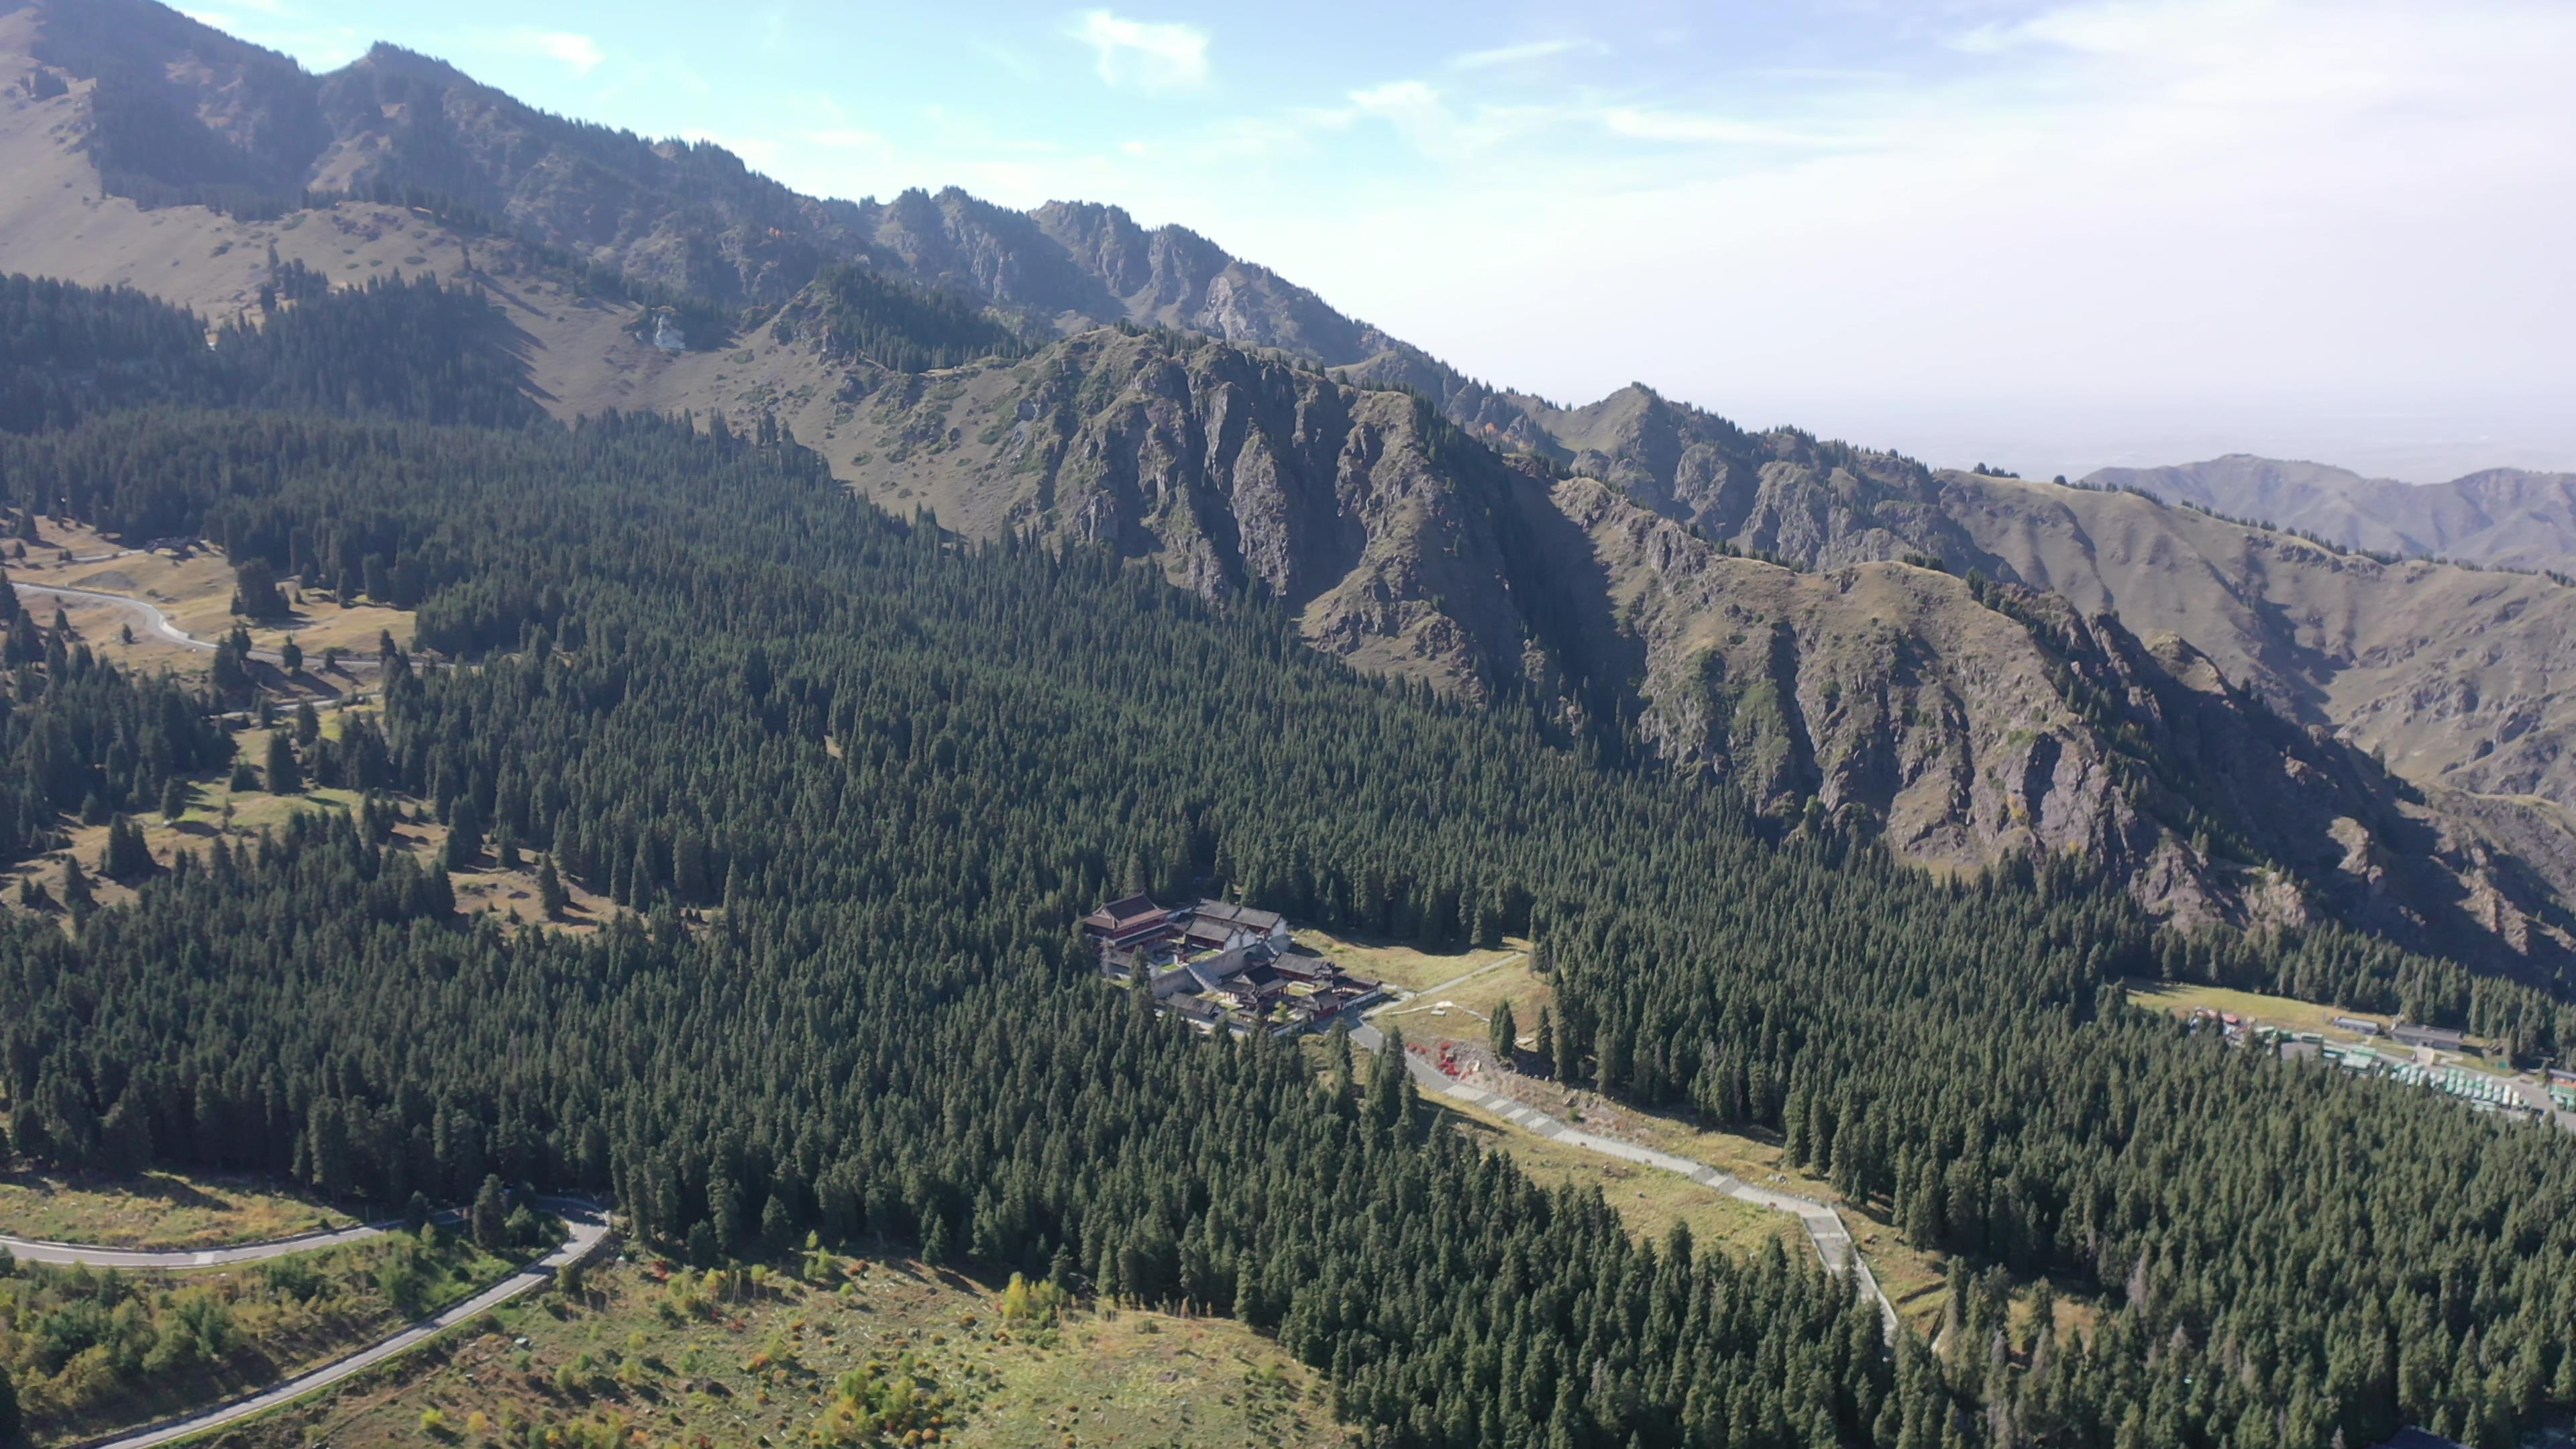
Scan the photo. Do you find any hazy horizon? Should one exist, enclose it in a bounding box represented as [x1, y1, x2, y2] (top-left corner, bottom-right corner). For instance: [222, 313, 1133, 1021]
[183, 0, 2576, 482]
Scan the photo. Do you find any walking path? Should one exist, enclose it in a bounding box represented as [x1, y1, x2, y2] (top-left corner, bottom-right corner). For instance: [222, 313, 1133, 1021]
[1382, 952, 1523, 1008]
[1352, 1021, 1898, 1340]
[13, 1199, 608, 1449]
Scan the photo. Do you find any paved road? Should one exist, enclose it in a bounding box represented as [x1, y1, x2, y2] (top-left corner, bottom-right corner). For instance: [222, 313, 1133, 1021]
[81, 1200, 610, 1449]
[11, 578, 223, 653]
[11, 577, 416, 685]
[0, 1214, 426, 1270]
[1354, 1022, 1898, 1340]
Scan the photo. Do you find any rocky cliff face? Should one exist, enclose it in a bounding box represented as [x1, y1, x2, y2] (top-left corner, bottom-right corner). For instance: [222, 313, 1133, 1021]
[1559, 476, 2576, 965]
[1511, 384, 2576, 826]
[1937, 476, 2576, 808]
[807, 329, 1615, 721]
[822, 336, 2576, 971]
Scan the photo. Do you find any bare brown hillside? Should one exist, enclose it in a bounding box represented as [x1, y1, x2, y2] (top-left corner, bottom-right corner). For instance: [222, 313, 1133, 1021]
[1941, 476, 2576, 805]
[1509, 379, 2576, 819]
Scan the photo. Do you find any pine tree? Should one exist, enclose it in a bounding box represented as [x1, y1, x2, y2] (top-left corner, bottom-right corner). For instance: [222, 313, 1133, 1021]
[59, 855, 94, 916]
[100, 1091, 153, 1175]
[472, 1175, 508, 1250]
[444, 794, 482, 870]
[763, 1193, 796, 1254]
[102, 814, 152, 879]
[264, 731, 301, 794]
[1489, 998, 1518, 1063]
[232, 557, 288, 622]
[0, 1359, 21, 1449]
[1368, 1026, 1412, 1131]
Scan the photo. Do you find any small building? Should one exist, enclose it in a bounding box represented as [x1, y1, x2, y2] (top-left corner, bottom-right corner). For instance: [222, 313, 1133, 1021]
[2329, 1016, 2383, 1036]
[1187, 899, 1291, 951]
[1082, 894, 1177, 952]
[1179, 916, 1240, 953]
[2392, 1022, 2471, 1053]
[1167, 996, 1225, 1032]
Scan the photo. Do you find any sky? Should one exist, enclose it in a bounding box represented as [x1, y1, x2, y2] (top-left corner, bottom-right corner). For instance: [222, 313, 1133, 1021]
[182, 0, 2576, 480]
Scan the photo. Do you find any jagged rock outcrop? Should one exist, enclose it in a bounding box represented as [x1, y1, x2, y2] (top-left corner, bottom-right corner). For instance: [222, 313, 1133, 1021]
[1563, 476, 2576, 962]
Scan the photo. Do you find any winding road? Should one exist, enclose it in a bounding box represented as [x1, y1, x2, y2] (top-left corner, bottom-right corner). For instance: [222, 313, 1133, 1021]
[7, 1199, 610, 1449]
[1353, 1022, 1900, 1340]
[13, 575, 425, 687]
[10, 577, 225, 653]
[0, 1212, 429, 1270]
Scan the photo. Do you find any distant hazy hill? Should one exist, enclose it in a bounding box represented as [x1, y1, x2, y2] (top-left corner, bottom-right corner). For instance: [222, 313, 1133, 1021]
[2086, 454, 2576, 570]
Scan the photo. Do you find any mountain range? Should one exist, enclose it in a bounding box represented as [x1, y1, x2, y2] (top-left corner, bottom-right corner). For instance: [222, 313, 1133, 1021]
[2084, 453, 2576, 572]
[7, 0, 2576, 983]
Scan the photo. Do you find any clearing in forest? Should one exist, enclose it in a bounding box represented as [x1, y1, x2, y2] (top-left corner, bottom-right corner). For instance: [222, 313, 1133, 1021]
[0, 1226, 524, 1446]
[0, 1165, 354, 1250]
[3, 517, 412, 694]
[220, 1252, 1346, 1449]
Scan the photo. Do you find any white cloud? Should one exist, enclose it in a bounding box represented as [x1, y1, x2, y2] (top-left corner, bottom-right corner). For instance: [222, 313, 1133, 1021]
[1230, 0, 2576, 478]
[1346, 80, 1569, 162]
[1076, 11, 1210, 93]
[1449, 39, 1604, 71]
[496, 28, 606, 78]
[1595, 107, 1839, 147]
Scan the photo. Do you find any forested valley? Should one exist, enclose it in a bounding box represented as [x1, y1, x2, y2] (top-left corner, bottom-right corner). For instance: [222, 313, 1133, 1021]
[3, 274, 2576, 1449]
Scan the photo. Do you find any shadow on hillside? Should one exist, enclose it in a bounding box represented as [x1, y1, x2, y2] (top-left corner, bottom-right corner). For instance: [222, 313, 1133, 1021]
[0, 1165, 229, 1214]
